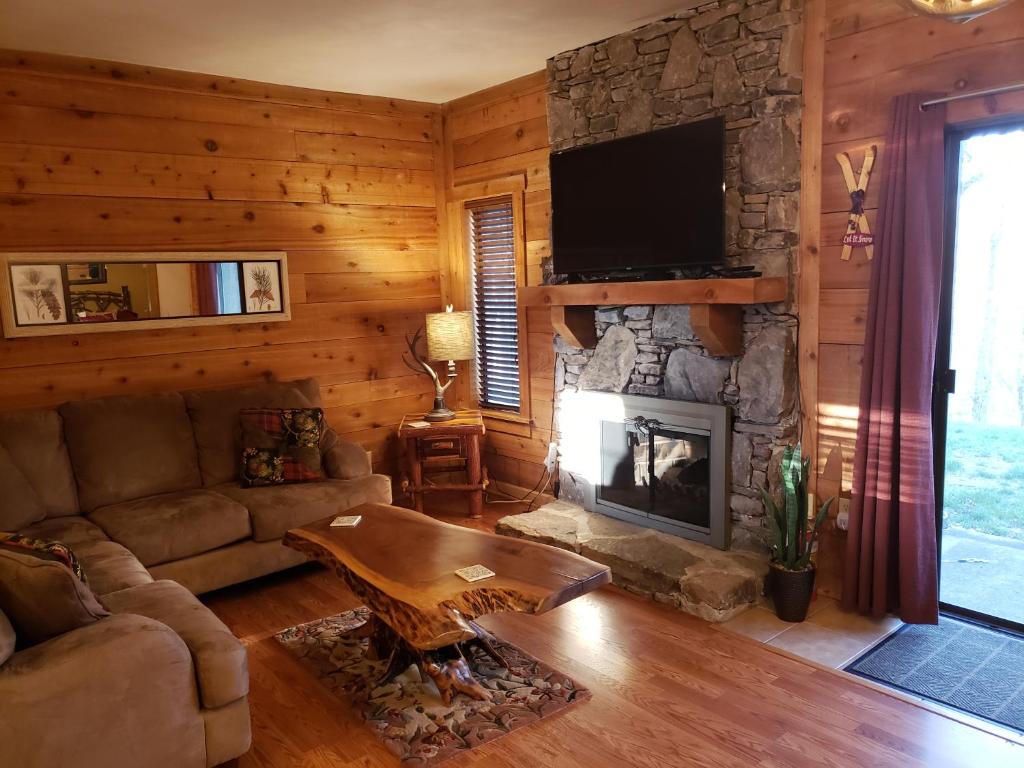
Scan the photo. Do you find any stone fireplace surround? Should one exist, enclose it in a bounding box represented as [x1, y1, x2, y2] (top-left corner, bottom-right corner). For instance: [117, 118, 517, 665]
[543, 0, 803, 553]
[498, 0, 802, 623]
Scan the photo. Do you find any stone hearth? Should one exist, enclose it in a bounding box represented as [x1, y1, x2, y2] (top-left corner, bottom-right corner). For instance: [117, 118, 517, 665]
[497, 500, 767, 622]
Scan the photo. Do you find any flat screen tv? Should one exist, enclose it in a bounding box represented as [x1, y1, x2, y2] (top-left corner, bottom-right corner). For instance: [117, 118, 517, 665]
[550, 116, 725, 277]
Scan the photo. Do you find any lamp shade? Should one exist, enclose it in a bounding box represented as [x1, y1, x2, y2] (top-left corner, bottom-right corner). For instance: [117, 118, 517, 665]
[426, 306, 474, 361]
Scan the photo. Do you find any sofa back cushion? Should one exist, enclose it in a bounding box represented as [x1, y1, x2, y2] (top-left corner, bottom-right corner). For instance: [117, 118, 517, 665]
[0, 409, 80, 518]
[184, 378, 322, 486]
[0, 608, 13, 664]
[0, 444, 46, 531]
[0, 538, 109, 646]
[60, 392, 202, 512]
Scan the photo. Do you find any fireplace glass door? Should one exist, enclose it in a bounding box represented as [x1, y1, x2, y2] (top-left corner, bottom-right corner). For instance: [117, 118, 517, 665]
[598, 419, 711, 531]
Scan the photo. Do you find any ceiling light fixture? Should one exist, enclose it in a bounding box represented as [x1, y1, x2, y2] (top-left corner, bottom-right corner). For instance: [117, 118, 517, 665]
[898, 0, 1017, 23]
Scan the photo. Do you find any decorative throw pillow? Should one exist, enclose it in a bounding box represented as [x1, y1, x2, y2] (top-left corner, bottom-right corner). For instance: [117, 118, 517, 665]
[239, 408, 325, 487]
[0, 533, 108, 647]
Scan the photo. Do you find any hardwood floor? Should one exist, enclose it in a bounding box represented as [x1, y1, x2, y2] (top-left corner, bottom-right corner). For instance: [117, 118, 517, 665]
[204, 495, 1024, 767]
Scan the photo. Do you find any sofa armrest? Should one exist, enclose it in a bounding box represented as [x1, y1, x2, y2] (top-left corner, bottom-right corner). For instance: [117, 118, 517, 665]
[0, 614, 207, 768]
[321, 427, 372, 479]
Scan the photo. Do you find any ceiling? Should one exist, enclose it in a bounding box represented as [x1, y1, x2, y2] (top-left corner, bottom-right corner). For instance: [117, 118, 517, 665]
[0, 0, 696, 103]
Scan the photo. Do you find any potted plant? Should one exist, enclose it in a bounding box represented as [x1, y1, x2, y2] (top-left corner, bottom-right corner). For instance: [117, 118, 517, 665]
[761, 444, 834, 622]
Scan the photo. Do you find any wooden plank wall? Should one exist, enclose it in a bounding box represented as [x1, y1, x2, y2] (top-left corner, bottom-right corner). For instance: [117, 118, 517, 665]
[0, 50, 446, 473]
[442, 72, 555, 492]
[810, 0, 1024, 596]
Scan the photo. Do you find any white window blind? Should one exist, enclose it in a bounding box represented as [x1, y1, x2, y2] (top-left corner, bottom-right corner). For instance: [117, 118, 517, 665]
[468, 198, 521, 412]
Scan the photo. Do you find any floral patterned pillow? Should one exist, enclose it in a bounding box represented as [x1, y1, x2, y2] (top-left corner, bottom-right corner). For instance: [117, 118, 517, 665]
[0, 533, 89, 584]
[239, 408, 325, 487]
[0, 533, 108, 646]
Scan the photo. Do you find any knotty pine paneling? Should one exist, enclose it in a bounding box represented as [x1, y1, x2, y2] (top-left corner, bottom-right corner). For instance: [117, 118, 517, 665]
[0, 144, 436, 206]
[0, 50, 443, 472]
[444, 72, 555, 492]
[808, 0, 1024, 597]
[0, 71, 434, 141]
[0, 195, 437, 250]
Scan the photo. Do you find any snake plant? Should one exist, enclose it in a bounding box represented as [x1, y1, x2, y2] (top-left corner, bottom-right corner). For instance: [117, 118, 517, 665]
[761, 444, 834, 571]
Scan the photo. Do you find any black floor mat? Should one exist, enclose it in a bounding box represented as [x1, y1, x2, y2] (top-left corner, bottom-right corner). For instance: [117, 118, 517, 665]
[845, 615, 1024, 732]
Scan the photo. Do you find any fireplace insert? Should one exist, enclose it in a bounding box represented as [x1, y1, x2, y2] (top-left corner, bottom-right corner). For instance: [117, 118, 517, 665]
[561, 392, 731, 549]
[599, 417, 712, 530]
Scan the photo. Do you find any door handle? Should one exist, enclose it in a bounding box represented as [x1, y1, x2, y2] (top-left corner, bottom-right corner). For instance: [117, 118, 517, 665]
[938, 369, 956, 394]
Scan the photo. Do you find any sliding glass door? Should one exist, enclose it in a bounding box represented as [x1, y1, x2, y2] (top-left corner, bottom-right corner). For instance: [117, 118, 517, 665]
[934, 122, 1024, 631]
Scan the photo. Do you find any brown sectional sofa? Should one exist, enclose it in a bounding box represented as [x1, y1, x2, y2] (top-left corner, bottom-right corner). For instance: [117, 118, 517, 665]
[0, 378, 392, 768]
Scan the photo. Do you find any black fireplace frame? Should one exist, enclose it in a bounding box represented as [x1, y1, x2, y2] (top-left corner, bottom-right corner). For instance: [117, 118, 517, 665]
[581, 393, 732, 549]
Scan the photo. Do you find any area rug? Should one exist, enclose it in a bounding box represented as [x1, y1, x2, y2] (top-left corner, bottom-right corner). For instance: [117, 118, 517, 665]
[275, 607, 590, 765]
[846, 615, 1024, 732]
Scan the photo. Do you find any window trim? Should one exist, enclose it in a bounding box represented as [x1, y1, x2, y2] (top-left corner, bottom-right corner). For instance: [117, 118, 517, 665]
[448, 176, 530, 424]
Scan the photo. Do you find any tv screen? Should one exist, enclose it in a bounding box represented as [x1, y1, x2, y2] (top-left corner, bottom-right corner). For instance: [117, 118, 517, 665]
[550, 117, 725, 277]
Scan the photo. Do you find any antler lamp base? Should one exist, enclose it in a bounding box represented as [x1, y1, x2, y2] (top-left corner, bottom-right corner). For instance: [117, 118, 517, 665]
[424, 360, 458, 421]
[424, 397, 457, 421]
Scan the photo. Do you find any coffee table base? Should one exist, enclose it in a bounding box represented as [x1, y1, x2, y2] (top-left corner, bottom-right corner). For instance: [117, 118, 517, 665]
[354, 614, 509, 705]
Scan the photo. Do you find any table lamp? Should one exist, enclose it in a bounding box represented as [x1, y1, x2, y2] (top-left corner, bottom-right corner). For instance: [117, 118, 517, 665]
[403, 305, 475, 421]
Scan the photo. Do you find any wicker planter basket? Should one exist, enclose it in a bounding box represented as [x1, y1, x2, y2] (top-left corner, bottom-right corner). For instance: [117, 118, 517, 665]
[768, 563, 816, 622]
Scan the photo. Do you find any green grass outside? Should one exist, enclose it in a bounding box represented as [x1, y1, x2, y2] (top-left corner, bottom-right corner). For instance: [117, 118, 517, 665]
[943, 421, 1024, 540]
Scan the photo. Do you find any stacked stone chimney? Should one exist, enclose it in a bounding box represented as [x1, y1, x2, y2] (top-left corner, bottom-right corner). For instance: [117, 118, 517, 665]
[545, 1, 803, 551]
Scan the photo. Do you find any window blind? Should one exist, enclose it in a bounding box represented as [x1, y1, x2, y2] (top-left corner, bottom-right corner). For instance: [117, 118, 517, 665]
[468, 198, 521, 411]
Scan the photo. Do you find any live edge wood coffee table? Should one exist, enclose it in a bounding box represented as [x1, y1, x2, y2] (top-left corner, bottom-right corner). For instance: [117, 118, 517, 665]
[283, 502, 611, 704]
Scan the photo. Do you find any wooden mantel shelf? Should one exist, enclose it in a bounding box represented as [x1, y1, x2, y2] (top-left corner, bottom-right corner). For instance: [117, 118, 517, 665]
[520, 277, 787, 356]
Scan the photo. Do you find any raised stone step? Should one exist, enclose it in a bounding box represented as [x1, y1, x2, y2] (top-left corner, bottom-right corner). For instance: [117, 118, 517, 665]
[496, 500, 768, 622]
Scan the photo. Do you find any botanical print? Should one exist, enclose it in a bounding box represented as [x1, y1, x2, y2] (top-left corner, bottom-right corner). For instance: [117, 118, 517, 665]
[11, 264, 66, 325]
[242, 261, 282, 313]
[276, 607, 591, 766]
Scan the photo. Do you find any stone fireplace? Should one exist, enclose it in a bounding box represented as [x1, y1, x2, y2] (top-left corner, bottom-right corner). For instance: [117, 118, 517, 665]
[545, 1, 802, 552]
[559, 391, 732, 549]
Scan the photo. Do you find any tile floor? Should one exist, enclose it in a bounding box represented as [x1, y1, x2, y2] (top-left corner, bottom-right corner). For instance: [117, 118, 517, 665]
[718, 594, 903, 668]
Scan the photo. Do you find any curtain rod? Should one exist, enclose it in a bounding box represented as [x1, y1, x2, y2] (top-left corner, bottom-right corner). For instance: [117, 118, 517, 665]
[920, 81, 1024, 109]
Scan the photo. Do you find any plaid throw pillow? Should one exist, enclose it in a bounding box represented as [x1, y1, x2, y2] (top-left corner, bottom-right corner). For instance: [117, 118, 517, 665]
[239, 408, 325, 487]
[0, 533, 89, 584]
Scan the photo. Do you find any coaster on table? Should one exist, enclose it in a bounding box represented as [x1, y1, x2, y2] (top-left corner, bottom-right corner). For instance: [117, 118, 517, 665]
[455, 564, 495, 582]
[330, 515, 362, 528]
[407, 420, 431, 428]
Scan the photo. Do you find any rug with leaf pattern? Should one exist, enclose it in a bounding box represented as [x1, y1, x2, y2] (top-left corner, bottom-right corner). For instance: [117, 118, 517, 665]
[275, 607, 591, 765]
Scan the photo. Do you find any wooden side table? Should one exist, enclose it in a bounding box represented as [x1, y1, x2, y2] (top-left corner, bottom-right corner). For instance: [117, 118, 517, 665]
[398, 411, 488, 518]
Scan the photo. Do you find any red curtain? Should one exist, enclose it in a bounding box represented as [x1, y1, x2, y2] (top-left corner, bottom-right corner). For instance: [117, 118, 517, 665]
[195, 262, 221, 316]
[842, 94, 947, 624]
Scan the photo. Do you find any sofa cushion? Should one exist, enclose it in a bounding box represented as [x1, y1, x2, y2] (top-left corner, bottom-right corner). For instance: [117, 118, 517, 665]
[0, 541, 109, 646]
[103, 580, 248, 708]
[60, 392, 202, 512]
[0, 443, 46, 531]
[322, 427, 372, 479]
[239, 408, 325, 487]
[216, 474, 392, 542]
[73, 540, 154, 596]
[0, 408, 79, 518]
[0, 614, 208, 768]
[90, 489, 251, 568]
[184, 378, 322, 487]
[19, 516, 110, 548]
[0, 608, 14, 664]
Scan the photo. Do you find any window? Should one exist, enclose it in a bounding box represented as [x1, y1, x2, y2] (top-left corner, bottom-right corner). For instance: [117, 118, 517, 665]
[216, 263, 242, 314]
[468, 198, 521, 412]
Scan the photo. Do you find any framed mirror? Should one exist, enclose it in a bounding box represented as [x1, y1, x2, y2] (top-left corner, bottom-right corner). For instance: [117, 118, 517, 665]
[0, 252, 290, 339]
